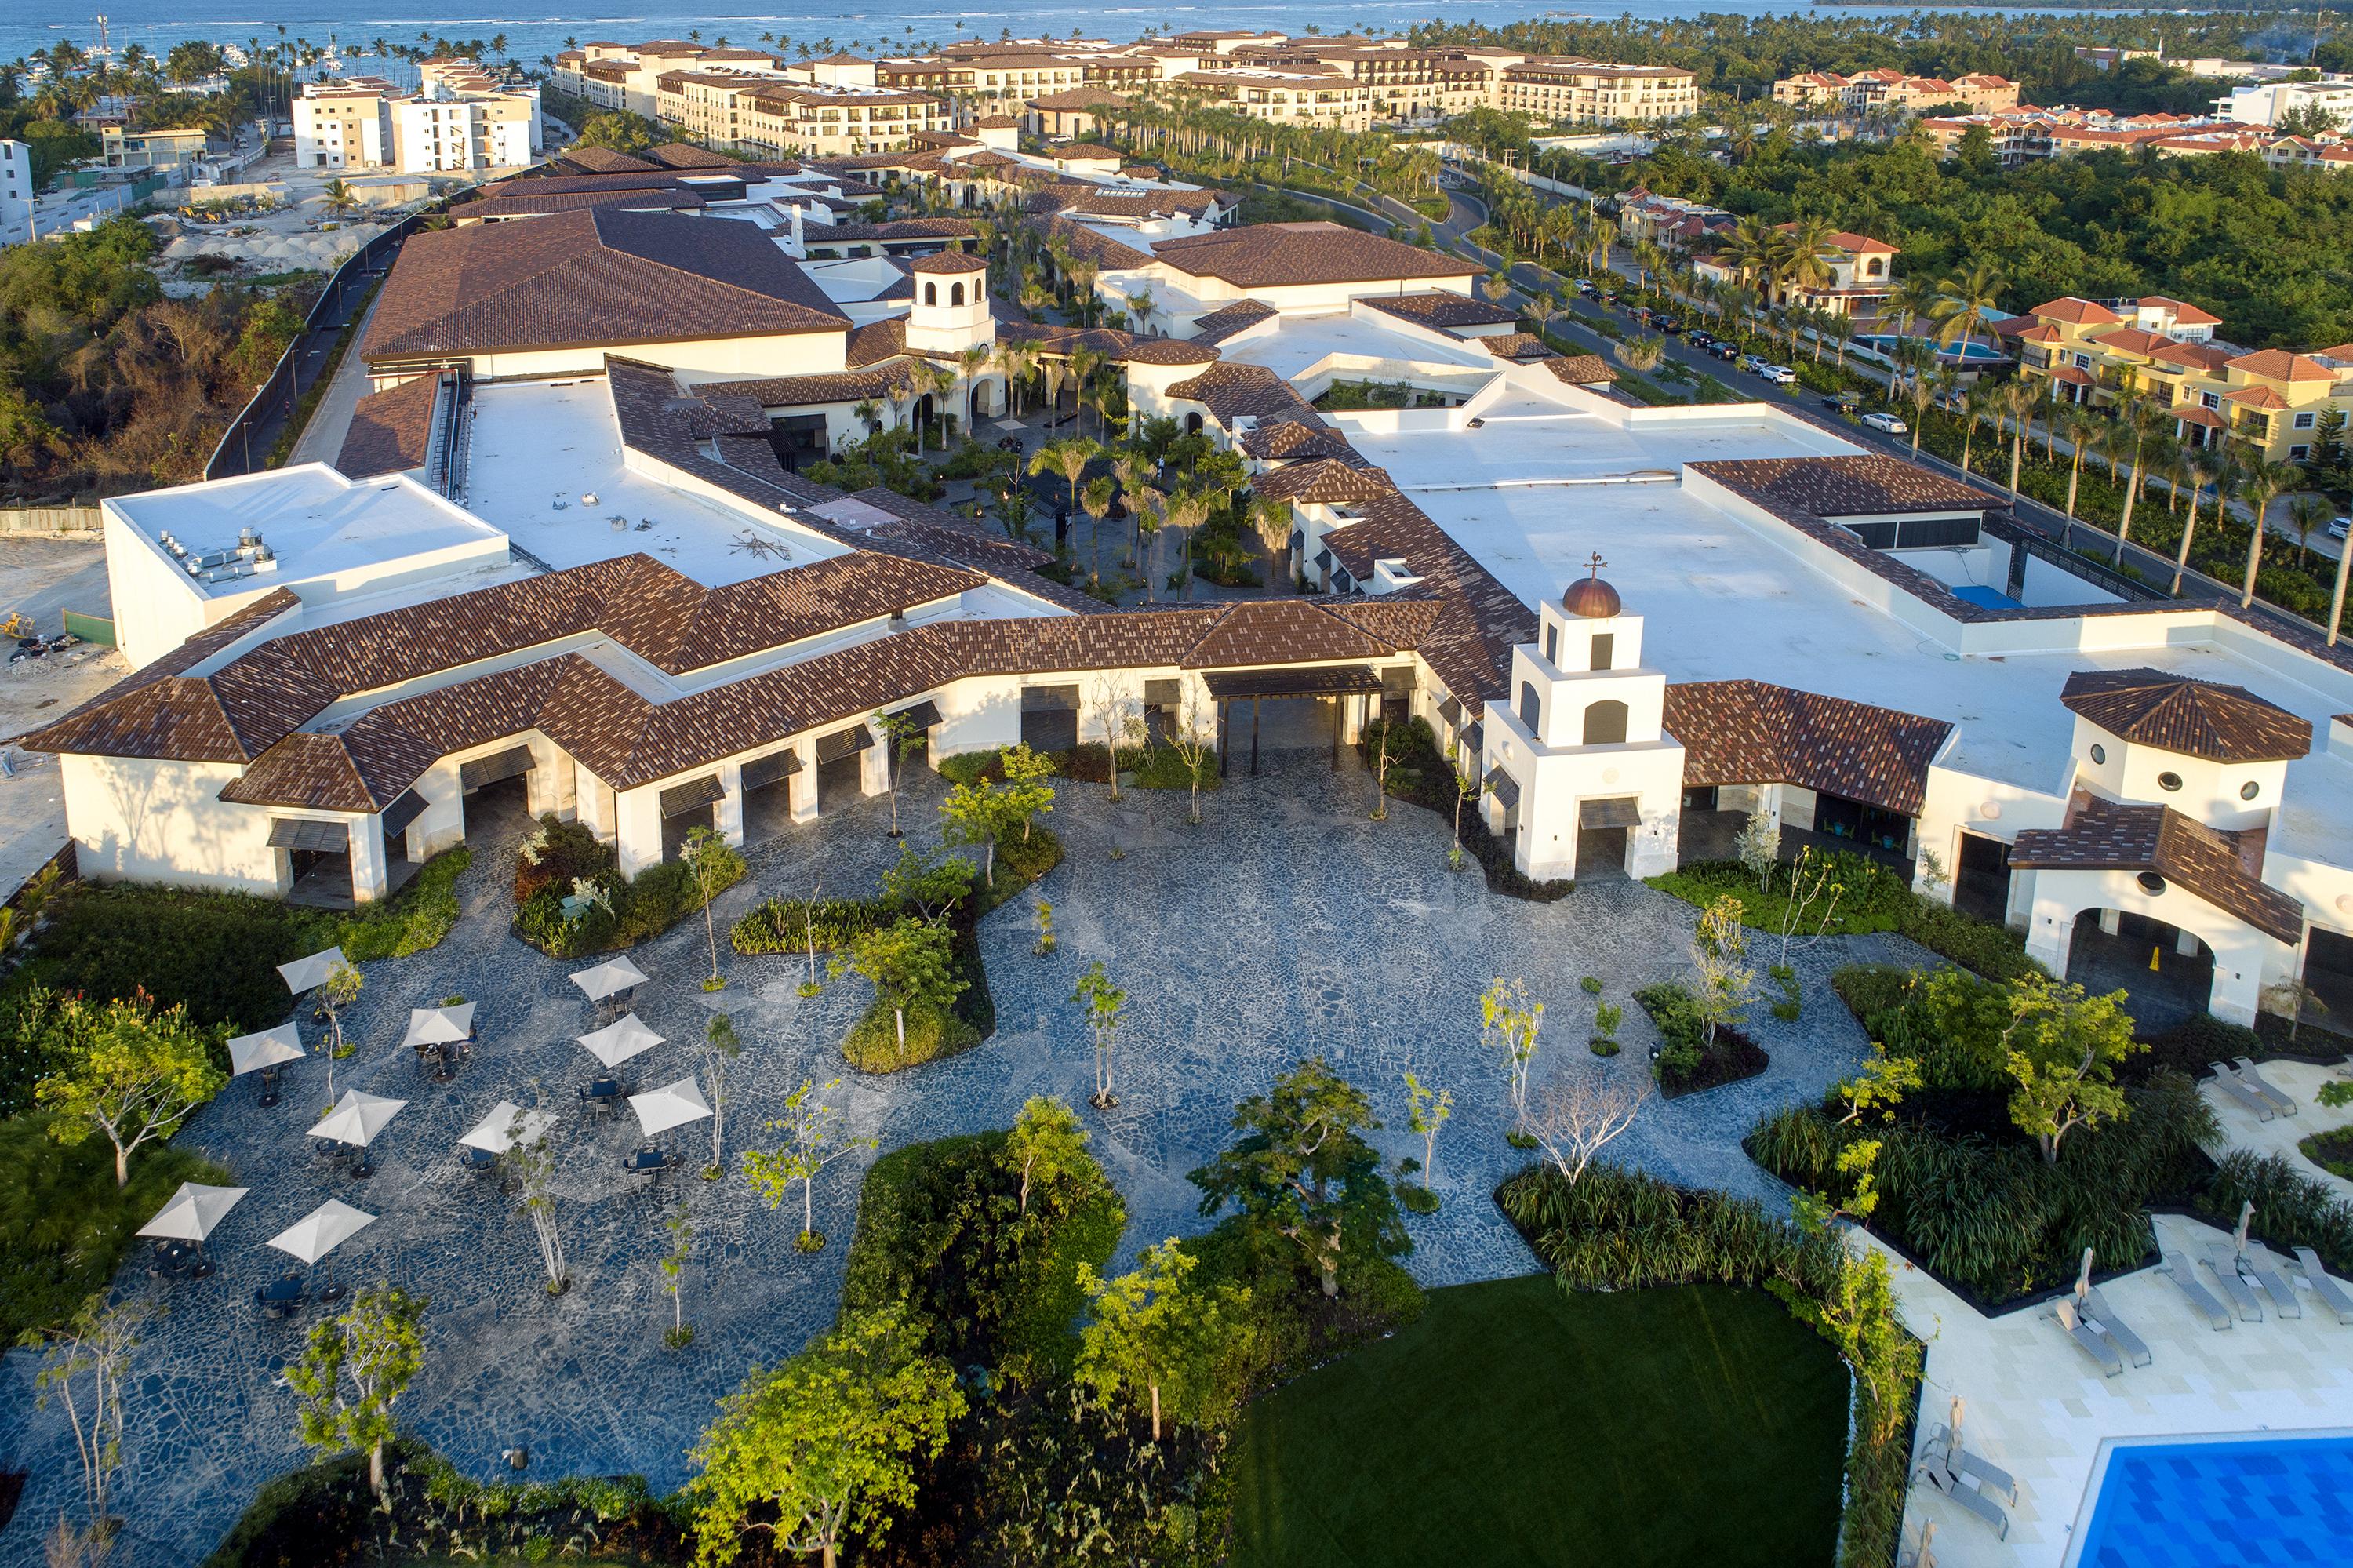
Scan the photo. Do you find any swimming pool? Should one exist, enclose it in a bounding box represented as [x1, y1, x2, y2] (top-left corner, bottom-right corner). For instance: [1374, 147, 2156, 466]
[2065, 1431, 2353, 1568]
[1855, 333, 2008, 365]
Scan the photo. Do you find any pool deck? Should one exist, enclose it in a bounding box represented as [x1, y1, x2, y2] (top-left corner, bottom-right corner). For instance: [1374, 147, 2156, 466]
[1880, 1211, 2353, 1568]
[2198, 1058, 2353, 1203]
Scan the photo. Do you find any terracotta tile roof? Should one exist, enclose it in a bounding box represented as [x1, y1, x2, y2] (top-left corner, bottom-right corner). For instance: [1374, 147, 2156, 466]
[1147, 223, 1475, 289]
[1474, 332, 1558, 362]
[1238, 417, 1351, 460]
[718, 365, 918, 407]
[1027, 87, 1126, 110]
[2148, 339, 2234, 373]
[1690, 455, 1988, 518]
[1661, 680, 1952, 816]
[802, 216, 977, 245]
[845, 317, 907, 366]
[2226, 385, 2291, 410]
[1187, 298, 1278, 346]
[459, 186, 707, 224]
[336, 375, 439, 478]
[217, 728, 439, 812]
[2009, 793, 2302, 944]
[2059, 668, 2311, 762]
[2087, 326, 2173, 356]
[1543, 354, 1617, 387]
[646, 141, 740, 169]
[909, 249, 988, 275]
[1165, 362, 1322, 426]
[1035, 214, 1155, 271]
[1118, 337, 1220, 366]
[2141, 296, 2220, 326]
[365, 208, 849, 364]
[2228, 348, 2333, 383]
[16, 588, 304, 759]
[1046, 189, 1225, 220]
[557, 146, 658, 173]
[1252, 457, 1396, 504]
[974, 114, 1023, 129]
[1360, 292, 1517, 331]
[2031, 297, 2123, 326]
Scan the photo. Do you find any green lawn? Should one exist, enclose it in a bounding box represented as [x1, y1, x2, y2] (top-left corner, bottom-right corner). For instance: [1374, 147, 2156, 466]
[1228, 1275, 1847, 1568]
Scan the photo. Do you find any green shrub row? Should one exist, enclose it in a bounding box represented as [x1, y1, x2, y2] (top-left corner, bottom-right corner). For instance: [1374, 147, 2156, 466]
[1632, 980, 1769, 1097]
[511, 817, 744, 959]
[2197, 1148, 2353, 1275]
[1358, 718, 1573, 902]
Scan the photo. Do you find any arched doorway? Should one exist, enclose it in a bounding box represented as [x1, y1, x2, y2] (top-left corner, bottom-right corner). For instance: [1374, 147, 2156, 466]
[2067, 908, 2215, 1035]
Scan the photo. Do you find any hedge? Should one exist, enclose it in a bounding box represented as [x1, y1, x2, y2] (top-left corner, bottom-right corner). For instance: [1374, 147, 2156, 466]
[511, 817, 743, 959]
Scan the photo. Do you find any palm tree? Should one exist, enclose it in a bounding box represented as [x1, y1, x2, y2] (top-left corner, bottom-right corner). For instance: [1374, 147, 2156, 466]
[2000, 379, 2038, 504]
[2329, 508, 2353, 645]
[1081, 475, 1115, 591]
[1957, 384, 1997, 476]
[1030, 438, 1099, 535]
[1067, 346, 1107, 440]
[1929, 260, 2003, 365]
[2238, 458, 2295, 609]
[1131, 485, 1166, 603]
[1612, 335, 1665, 376]
[2058, 402, 2101, 545]
[1162, 488, 1214, 600]
[2111, 405, 2164, 565]
[1522, 290, 1556, 342]
[1250, 495, 1292, 596]
[2289, 494, 2329, 569]
[1906, 366, 1949, 459]
[2172, 459, 2214, 597]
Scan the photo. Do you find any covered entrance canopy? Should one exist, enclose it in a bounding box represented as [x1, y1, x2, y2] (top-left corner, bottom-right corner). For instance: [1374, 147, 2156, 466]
[1204, 665, 1384, 776]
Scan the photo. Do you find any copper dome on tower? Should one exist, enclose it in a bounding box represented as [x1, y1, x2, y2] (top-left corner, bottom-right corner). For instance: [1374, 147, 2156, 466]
[1562, 554, 1621, 619]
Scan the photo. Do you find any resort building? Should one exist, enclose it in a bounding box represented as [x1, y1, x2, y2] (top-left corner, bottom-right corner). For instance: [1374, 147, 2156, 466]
[2217, 77, 2353, 128]
[1493, 60, 1700, 126]
[33, 195, 2353, 1034]
[1917, 106, 2232, 166]
[293, 77, 541, 174]
[2010, 295, 2353, 460]
[1690, 224, 1900, 321]
[1772, 68, 2019, 118]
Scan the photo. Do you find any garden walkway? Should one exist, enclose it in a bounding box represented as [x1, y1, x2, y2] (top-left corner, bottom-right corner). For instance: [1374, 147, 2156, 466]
[0, 759, 1907, 1566]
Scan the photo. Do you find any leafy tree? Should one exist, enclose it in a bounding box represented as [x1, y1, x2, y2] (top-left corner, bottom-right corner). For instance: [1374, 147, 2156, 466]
[20, 1294, 148, 1540]
[681, 825, 743, 991]
[871, 708, 928, 839]
[1478, 976, 1544, 1136]
[687, 1304, 966, 1568]
[1689, 894, 1756, 1051]
[878, 838, 972, 923]
[35, 991, 225, 1187]
[833, 918, 965, 1062]
[744, 1078, 874, 1249]
[2001, 975, 2140, 1162]
[1072, 961, 1126, 1110]
[996, 741, 1057, 844]
[288, 1286, 427, 1496]
[1189, 1057, 1404, 1300]
[940, 778, 1012, 887]
[1075, 1239, 1256, 1440]
[576, 108, 658, 151]
[701, 1013, 740, 1177]
[318, 959, 362, 1103]
[1003, 1094, 1090, 1213]
[1400, 1071, 1453, 1192]
[660, 1205, 695, 1348]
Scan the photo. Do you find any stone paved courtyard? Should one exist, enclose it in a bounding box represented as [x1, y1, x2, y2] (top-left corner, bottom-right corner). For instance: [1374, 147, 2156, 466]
[0, 752, 1921, 1566]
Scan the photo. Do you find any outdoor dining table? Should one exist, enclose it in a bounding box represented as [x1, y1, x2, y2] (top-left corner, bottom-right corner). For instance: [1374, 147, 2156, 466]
[253, 1276, 307, 1318]
[256, 1064, 283, 1108]
[624, 1145, 674, 1177]
[580, 1079, 624, 1119]
[148, 1239, 206, 1279]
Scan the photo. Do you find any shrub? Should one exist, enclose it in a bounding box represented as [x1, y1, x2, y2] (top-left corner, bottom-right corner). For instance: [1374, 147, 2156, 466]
[731, 896, 893, 956]
[508, 817, 743, 959]
[2141, 1012, 2265, 1079]
[2198, 1149, 2353, 1275]
[336, 848, 471, 962]
[1647, 857, 2038, 982]
[2300, 1128, 2353, 1182]
[1355, 718, 1570, 902]
[843, 999, 980, 1075]
[1634, 980, 1768, 1097]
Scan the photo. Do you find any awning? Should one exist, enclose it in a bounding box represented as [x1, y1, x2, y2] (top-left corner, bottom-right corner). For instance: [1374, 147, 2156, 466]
[459, 745, 535, 790]
[1144, 678, 1181, 707]
[892, 699, 944, 729]
[268, 818, 350, 853]
[1380, 665, 1414, 697]
[1484, 766, 1521, 810]
[380, 789, 428, 836]
[740, 750, 800, 791]
[815, 726, 873, 764]
[1460, 722, 1483, 755]
[1202, 666, 1384, 702]
[1579, 796, 1642, 830]
[1021, 684, 1080, 711]
[658, 775, 723, 818]
[1439, 696, 1465, 726]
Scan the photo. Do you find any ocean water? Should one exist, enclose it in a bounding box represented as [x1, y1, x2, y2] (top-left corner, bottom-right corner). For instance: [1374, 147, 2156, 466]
[9, 1, 2095, 78]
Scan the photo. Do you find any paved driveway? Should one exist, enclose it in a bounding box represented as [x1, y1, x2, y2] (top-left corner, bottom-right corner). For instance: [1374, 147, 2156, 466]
[0, 757, 1918, 1565]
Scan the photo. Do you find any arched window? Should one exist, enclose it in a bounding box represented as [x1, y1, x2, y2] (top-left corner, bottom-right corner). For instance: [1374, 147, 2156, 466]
[1582, 700, 1628, 746]
[1518, 682, 1542, 734]
[1184, 411, 1203, 436]
[1867, 258, 1885, 278]
[951, 282, 965, 307]
[923, 282, 937, 307]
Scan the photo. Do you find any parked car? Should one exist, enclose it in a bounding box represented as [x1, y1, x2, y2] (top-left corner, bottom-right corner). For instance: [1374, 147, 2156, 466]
[1654, 316, 1683, 335]
[1631, 305, 1653, 326]
[2331, 515, 2351, 540]
[1861, 411, 1908, 435]
[1686, 329, 1716, 350]
[1820, 393, 1859, 414]
[1759, 365, 1798, 385]
[1739, 353, 1769, 374]
[1706, 340, 1740, 361]
[1574, 278, 1598, 297]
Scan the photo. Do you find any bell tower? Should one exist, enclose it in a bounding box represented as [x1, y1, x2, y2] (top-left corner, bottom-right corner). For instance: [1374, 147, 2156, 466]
[905, 250, 995, 357]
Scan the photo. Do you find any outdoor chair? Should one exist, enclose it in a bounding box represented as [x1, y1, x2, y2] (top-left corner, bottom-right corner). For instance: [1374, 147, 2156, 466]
[2293, 1247, 2353, 1325]
[2233, 1058, 2299, 1116]
[1926, 1426, 2017, 1505]
[460, 1144, 500, 1173]
[2203, 1246, 2265, 1321]
[2207, 1064, 2277, 1121]
[1915, 1450, 2009, 1540]
[2079, 1287, 2154, 1368]
[2241, 1249, 2304, 1319]
[2158, 1253, 2232, 1330]
[2051, 1298, 2123, 1377]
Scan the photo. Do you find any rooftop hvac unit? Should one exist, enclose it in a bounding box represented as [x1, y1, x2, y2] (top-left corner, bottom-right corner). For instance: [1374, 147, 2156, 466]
[187, 548, 238, 571]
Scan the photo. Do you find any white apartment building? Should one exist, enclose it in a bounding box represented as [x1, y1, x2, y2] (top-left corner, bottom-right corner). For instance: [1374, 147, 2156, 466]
[293, 82, 393, 169]
[2219, 77, 2353, 127]
[296, 77, 541, 173]
[0, 140, 33, 246]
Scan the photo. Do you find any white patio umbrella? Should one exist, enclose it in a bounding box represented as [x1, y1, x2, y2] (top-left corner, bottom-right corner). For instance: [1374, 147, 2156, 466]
[2234, 1199, 2256, 1255]
[2074, 1246, 2097, 1301]
[311, 1090, 408, 1148]
[460, 1100, 555, 1154]
[278, 946, 347, 995]
[267, 1200, 376, 1300]
[569, 956, 649, 1002]
[136, 1182, 249, 1242]
[576, 1013, 662, 1069]
[628, 1076, 711, 1137]
[400, 1002, 476, 1048]
[227, 1023, 305, 1077]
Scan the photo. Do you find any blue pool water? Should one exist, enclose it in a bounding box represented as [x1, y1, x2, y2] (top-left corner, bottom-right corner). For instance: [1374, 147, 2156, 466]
[1857, 333, 2009, 364]
[2071, 1434, 2353, 1568]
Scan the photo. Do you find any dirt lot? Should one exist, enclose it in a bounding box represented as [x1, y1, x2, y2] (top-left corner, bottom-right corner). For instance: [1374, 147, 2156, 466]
[0, 536, 122, 893]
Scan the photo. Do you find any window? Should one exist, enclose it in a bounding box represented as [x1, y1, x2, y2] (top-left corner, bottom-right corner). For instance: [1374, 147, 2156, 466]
[2088, 743, 2107, 765]
[2136, 871, 2167, 894]
[1543, 624, 1558, 665]
[1590, 633, 1614, 671]
[951, 282, 964, 307]
[2158, 771, 2183, 792]
[2241, 780, 2260, 801]
[2293, 444, 2311, 460]
[923, 282, 936, 306]
[1581, 700, 1628, 746]
[2296, 411, 2317, 429]
[1518, 682, 1541, 734]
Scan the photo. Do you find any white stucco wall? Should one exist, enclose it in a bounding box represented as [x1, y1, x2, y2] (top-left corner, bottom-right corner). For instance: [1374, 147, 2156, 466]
[62, 754, 287, 894]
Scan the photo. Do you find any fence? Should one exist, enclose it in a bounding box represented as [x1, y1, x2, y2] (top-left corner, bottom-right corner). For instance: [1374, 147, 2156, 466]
[62, 611, 116, 646]
[0, 507, 101, 534]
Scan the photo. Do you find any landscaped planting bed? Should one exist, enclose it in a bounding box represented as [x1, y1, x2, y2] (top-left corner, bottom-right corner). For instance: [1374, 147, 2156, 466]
[1634, 980, 1769, 1098]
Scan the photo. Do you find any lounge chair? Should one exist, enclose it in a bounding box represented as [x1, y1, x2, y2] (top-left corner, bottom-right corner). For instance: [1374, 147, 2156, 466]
[1928, 1424, 2017, 1504]
[2293, 1247, 2353, 1325]
[2234, 1057, 2299, 1116]
[2240, 1249, 2304, 1319]
[2081, 1286, 2155, 1367]
[2207, 1062, 2277, 1120]
[1915, 1452, 2009, 1540]
[2159, 1252, 2233, 1330]
[2204, 1246, 2264, 1322]
[2053, 1297, 2124, 1376]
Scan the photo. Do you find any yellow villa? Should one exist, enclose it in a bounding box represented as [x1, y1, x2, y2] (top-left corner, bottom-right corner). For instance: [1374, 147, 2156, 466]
[2013, 295, 2353, 462]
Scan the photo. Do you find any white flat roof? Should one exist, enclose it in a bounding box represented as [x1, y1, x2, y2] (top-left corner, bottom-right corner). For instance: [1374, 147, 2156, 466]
[1218, 310, 1497, 381]
[463, 379, 853, 587]
[1348, 402, 2353, 823]
[107, 465, 505, 600]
